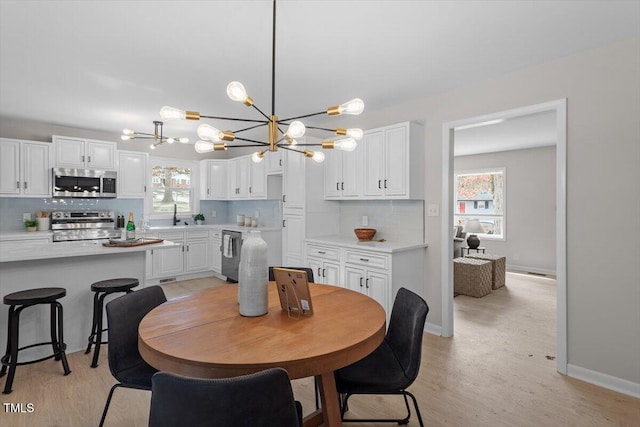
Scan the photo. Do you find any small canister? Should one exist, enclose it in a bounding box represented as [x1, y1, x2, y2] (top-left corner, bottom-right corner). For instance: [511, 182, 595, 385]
[236, 214, 245, 226]
[251, 218, 258, 228]
[244, 216, 252, 227]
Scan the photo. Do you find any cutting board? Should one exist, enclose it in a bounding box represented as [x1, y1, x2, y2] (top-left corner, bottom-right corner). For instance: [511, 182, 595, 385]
[102, 238, 164, 247]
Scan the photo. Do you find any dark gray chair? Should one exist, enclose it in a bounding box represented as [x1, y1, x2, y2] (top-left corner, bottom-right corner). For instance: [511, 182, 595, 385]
[149, 368, 302, 427]
[268, 266, 315, 283]
[335, 287, 429, 426]
[99, 286, 166, 427]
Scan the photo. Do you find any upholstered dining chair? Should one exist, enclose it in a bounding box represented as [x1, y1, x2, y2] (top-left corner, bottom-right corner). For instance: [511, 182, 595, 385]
[335, 287, 429, 426]
[149, 368, 303, 427]
[268, 266, 315, 283]
[99, 286, 167, 427]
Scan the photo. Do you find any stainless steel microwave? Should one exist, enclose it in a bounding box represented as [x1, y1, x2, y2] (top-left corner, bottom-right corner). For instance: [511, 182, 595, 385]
[52, 168, 117, 198]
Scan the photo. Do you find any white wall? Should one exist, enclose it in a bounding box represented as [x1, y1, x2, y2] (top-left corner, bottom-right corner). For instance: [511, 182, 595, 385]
[455, 146, 556, 274]
[335, 38, 640, 388]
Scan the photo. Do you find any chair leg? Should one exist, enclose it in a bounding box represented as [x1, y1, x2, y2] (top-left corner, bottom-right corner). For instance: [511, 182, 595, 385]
[91, 293, 108, 368]
[0, 306, 15, 378]
[99, 383, 122, 427]
[54, 302, 71, 376]
[339, 390, 423, 426]
[1, 306, 20, 394]
[405, 391, 424, 427]
[85, 292, 100, 354]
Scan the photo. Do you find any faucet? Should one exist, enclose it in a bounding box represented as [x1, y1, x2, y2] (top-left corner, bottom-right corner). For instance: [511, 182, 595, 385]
[173, 204, 179, 226]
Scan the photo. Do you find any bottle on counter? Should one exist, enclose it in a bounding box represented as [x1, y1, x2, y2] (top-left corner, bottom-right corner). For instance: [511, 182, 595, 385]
[126, 212, 136, 240]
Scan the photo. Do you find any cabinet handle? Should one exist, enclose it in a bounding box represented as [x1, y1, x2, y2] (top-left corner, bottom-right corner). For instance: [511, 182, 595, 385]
[360, 258, 369, 262]
[150, 250, 153, 255]
[323, 268, 326, 277]
[181, 246, 184, 252]
[88, 155, 91, 163]
[341, 182, 344, 190]
[24, 181, 27, 189]
[318, 251, 326, 254]
[82, 155, 85, 162]
[336, 182, 340, 191]
[144, 185, 147, 192]
[282, 219, 286, 227]
[384, 179, 387, 188]
[187, 245, 189, 252]
[359, 277, 363, 287]
[365, 278, 369, 289]
[249, 186, 252, 193]
[282, 195, 286, 203]
[16, 181, 20, 189]
[378, 179, 381, 189]
[318, 267, 321, 277]
[279, 159, 282, 166]
[207, 189, 210, 195]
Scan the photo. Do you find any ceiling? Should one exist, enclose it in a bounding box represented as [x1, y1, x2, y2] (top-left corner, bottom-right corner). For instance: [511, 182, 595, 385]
[1, 1, 638, 148]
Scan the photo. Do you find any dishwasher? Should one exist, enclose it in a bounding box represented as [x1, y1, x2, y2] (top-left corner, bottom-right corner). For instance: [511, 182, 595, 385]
[221, 230, 243, 282]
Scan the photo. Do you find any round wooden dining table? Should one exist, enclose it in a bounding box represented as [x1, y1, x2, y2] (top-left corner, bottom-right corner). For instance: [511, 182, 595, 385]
[138, 282, 386, 427]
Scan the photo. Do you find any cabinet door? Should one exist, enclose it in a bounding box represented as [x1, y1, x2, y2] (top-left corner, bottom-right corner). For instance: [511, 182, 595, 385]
[86, 141, 116, 170]
[283, 149, 305, 210]
[0, 139, 21, 195]
[363, 130, 385, 196]
[249, 156, 266, 198]
[186, 239, 210, 272]
[341, 147, 362, 198]
[236, 156, 249, 198]
[22, 142, 50, 197]
[227, 159, 238, 199]
[307, 257, 324, 284]
[157, 245, 184, 276]
[323, 261, 341, 287]
[384, 125, 407, 196]
[212, 237, 222, 273]
[267, 150, 283, 174]
[55, 137, 85, 168]
[282, 214, 304, 266]
[366, 270, 390, 314]
[146, 249, 156, 279]
[118, 151, 147, 198]
[345, 266, 366, 294]
[209, 161, 227, 199]
[323, 150, 342, 199]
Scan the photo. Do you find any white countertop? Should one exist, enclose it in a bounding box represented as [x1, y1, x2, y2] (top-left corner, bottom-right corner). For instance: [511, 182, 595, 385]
[0, 231, 53, 241]
[305, 235, 428, 254]
[0, 240, 180, 263]
[147, 224, 282, 233]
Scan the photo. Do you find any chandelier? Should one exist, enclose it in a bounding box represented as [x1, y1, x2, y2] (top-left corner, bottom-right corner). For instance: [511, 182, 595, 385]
[158, 0, 364, 163]
[121, 120, 189, 150]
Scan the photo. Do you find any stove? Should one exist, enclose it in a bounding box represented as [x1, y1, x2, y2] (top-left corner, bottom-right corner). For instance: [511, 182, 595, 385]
[51, 210, 121, 242]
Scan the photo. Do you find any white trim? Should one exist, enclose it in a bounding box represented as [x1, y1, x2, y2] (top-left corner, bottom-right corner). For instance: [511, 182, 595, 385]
[506, 263, 556, 277]
[147, 156, 200, 220]
[441, 99, 568, 375]
[423, 322, 442, 337]
[567, 364, 640, 399]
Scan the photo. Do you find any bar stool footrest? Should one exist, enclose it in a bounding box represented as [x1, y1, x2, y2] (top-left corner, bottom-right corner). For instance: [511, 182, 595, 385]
[1, 341, 67, 368]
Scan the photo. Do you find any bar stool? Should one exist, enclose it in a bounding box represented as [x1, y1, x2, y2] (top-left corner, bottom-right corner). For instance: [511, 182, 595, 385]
[85, 278, 139, 368]
[1, 287, 71, 394]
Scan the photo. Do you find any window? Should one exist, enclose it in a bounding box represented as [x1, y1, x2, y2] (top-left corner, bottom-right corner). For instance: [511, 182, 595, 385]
[454, 168, 505, 239]
[147, 159, 198, 218]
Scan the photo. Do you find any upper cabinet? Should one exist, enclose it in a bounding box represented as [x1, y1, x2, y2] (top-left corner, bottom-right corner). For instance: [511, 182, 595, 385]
[282, 148, 305, 211]
[324, 121, 424, 200]
[266, 149, 283, 175]
[117, 150, 148, 199]
[200, 159, 227, 200]
[53, 135, 116, 170]
[0, 138, 51, 198]
[228, 156, 250, 199]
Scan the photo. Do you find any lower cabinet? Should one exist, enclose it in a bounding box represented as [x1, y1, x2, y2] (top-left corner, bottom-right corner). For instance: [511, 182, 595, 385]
[306, 244, 341, 284]
[282, 213, 305, 266]
[211, 229, 222, 274]
[344, 266, 390, 314]
[184, 230, 210, 272]
[156, 231, 185, 277]
[145, 229, 213, 281]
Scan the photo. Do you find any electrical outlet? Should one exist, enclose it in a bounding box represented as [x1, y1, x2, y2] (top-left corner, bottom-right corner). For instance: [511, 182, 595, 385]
[211, 211, 216, 218]
[427, 204, 440, 217]
[362, 215, 368, 226]
[23, 213, 31, 221]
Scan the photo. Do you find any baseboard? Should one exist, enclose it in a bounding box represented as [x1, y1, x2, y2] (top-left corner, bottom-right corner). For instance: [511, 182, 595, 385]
[506, 263, 556, 276]
[424, 322, 442, 336]
[145, 270, 218, 286]
[567, 363, 640, 398]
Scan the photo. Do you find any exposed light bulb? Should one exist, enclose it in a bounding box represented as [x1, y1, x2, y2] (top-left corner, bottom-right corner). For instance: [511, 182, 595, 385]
[194, 140, 215, 153]
[345, 128, 363, 140]
[305, 151, 325, 163]
[121, 135, 131, 141]
[226, 81, 248, 102]
[197, 124, 223, 142]
[177, 138, 189, 144]
[334, 137, 358, 152]
[286, 121, 306, 138]
[159, 106, 186, 120]
[122, 129, 135, 136]
[167, 138, 175, 144]
[251, 151, 266, 163]
[340, 98, 365, 115]
[149, 144, 156, 150]
[287, 138, 298, 146]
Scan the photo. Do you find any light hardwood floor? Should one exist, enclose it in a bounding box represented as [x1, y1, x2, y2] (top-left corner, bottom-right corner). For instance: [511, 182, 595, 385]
[0, 273, 638, 426]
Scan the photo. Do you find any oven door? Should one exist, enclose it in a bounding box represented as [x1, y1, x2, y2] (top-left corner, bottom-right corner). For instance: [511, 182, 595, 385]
[53, 175, 102, 197]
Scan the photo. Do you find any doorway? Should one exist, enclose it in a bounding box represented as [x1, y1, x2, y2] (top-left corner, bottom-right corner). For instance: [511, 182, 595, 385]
[440, 99, 567, 374]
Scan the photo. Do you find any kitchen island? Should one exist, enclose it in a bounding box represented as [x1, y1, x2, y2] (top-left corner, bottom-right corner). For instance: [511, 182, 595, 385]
[0, 239, 179, 360]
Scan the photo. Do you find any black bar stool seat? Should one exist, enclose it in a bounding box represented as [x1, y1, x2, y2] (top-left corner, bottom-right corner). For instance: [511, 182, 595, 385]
[86, 278, 139, 368]
[1, 287, 71, 394]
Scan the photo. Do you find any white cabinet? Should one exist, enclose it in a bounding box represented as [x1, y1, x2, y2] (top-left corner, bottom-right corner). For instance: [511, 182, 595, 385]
[53, 136, 116, 169]
[249, 157, 267, 198]
[211, 228, 222, 273]
[306, 244, 341, 284]
[362, 122, 424, 199]
[156, 231, 184, 277]
[185, 230, 210, 273]
[282, 149, 305, 211]
[200, 160, 227, 200]
[228, 156, 249, 199]
[118, 151, 148, 198]
[0, 138, 51, 197]
[282, 214, 305, 266]
[323, 146, 362, 199]
[345, 265, 390, 313]
[267, 150, 283, 175]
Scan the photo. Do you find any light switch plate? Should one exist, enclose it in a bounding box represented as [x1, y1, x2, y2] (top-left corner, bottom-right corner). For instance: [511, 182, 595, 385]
[362, 215, 368, 226]
[211, 211, 216, 218]
[23, 213, 32, 221]
[427, 204, 439, 217]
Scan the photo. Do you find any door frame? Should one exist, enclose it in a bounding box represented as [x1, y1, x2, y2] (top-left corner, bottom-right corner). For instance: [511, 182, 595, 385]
[440, 99, 567, 374]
